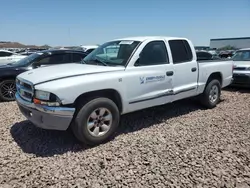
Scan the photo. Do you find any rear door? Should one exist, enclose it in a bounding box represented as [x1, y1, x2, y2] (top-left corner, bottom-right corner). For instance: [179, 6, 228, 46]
[168, 39, 198, 101]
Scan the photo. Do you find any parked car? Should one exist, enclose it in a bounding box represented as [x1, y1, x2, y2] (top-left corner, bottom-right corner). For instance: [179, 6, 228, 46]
[15, 36, 233, 145]
[219, 51, 235, 59]
[231, 48, 250, 87]
[0, 50, 27, 65]
[0, 49, 88, 101]
[79, 45, 98, 54]
[19, 51, 36, 56]
[196, 51, 221, 61]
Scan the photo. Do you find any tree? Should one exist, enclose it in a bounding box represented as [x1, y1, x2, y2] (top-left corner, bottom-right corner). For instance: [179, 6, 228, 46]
[40, 44, 51, 49]
[218, 45, 237, 50]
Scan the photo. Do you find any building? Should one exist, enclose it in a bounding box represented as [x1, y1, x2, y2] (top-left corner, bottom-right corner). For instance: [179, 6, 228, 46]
[210, 37, 250, 49]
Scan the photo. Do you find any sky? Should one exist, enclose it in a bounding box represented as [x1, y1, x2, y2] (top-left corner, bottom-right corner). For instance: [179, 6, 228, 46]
[0, 0, 250, 46]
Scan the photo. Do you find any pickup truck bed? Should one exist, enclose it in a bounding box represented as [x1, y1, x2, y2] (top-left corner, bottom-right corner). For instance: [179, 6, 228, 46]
[198, 59, 232, 63]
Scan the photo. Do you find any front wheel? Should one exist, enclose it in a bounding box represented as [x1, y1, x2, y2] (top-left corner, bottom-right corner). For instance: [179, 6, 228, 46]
[71, 97, 120, 146]
[0, 79, 16, 102]
[199, 79, 221, 109]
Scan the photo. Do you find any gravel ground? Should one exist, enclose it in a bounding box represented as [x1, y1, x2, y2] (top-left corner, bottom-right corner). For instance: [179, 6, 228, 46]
[0, 88, 250, 188]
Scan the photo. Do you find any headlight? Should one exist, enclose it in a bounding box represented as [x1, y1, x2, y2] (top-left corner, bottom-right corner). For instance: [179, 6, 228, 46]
[34, 90, 61, 106]
[35, 90, 50, 101]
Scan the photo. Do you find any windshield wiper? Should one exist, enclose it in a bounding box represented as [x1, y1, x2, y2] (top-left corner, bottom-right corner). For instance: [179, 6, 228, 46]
[80, 59, 87, 64]
[93, 58, 108, 66]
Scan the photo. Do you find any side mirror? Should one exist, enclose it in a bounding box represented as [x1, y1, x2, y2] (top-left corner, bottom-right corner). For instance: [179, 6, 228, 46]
[134, 58, 140, 66]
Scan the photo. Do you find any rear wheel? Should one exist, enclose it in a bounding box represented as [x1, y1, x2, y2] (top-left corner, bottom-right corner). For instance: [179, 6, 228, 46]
[199, 79, 221, 109]
[0, 79, 16, 101]
[71, 97, 120, 146]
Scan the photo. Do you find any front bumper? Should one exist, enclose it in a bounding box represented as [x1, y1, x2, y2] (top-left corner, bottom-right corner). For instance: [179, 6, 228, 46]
[15, 93, 75, 131]
[231, 73, 250, 87]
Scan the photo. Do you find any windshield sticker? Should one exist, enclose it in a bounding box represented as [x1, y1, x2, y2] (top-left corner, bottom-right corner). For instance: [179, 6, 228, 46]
[119, 41, 134, 45]
[140, 75, 165, 84]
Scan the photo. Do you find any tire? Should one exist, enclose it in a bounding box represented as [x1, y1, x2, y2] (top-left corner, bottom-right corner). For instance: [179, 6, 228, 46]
[71, 97, 120, 146]
[199, 79, 221, 109]
[0, 79, 16, 102]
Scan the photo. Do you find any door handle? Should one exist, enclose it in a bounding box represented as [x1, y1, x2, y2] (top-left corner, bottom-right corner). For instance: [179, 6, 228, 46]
[191, 67, 197, 72]
[166, 71, 174, 76]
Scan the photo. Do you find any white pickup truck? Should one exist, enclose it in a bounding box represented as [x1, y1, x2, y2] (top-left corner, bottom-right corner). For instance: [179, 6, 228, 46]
[15, 36, 233, 145]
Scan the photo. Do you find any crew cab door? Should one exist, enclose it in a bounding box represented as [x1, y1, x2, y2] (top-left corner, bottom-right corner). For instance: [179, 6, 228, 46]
[124, 40, 174, 113]
[168, 39, 198, 101]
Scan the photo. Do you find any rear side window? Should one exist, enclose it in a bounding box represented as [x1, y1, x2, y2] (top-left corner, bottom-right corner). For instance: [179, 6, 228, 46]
[169, 40, 193, 64]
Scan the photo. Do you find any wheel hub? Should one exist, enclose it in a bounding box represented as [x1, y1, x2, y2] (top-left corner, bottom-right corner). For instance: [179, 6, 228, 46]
[87, 108, 112, 137]
[0, 81, 16, 100]
[209, 85, 219, 103]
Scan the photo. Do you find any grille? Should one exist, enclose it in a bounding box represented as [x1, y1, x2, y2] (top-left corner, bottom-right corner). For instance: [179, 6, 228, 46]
[234, 67, 247, 71]
[16, 78, 34, 102]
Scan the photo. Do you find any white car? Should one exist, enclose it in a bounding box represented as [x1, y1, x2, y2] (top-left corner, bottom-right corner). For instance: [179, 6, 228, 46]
[0, 50, 27, 65]
[231, 48, 250, 87]
[15, 36, 233, 145]
[79, 45, 98, 54]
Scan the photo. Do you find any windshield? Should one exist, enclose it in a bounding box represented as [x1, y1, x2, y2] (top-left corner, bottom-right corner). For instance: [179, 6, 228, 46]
[82, 40, 141, 66]
[10, 53, 42, 66]
[232, 50, 250, 61]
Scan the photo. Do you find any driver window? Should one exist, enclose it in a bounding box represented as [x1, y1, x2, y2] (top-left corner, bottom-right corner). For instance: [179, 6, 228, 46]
[136, 41, 169, 66]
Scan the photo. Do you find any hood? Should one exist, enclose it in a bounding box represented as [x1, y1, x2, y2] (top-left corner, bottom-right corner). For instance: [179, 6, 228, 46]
[233, 61, 250, 68]
[0, 63, 22, 69]
[17, 63, 125, 85]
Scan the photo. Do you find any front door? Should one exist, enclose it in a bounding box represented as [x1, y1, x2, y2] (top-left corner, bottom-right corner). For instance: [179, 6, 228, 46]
[124, 40, 174, 113]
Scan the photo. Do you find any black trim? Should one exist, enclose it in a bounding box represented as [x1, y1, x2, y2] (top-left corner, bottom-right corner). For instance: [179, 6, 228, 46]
[34, 70, 124, 86]
[174, 87, 196, 95]
[124, 41, 143, 67]
[191, 67, 197, 72]
[166, 71, 174, 76]
[210, 37, 250, 41]
[129, 91, 173, 104]
[129, 87, 196, 104]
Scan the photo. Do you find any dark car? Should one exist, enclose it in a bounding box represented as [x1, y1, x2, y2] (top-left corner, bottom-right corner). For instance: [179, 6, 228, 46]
[196, 51, 221, 61]
[0, 49, 88, 101]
